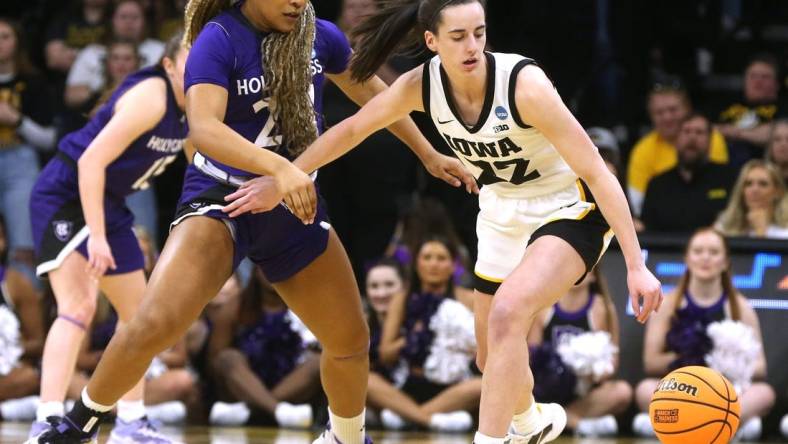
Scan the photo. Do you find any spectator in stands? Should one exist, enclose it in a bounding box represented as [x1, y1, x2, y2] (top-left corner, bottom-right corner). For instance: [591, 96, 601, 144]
[44, 0, 109, 75]
[766, 118, 788, 184]
[386, 198, 471, 287]
[717, 53, 785, 164]
[0, 17, 56, 275]
[373, 236, 480, 432]
[641, 113, 737, 233]
[151, 0, 187, 42]
[627, 81, 728, 216]
[714, 159, 788, 238]
[632, 228, 775, 441]
[0, 214, 44, 422]
[207, 268, 320, 429]
[65, 0, 164, 110]
[86, 38, 141, 114]
[527, 268, 631, 437]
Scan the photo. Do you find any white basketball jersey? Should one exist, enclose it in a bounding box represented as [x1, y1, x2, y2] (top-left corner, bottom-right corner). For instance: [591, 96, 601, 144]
[423, 52, 577, 198]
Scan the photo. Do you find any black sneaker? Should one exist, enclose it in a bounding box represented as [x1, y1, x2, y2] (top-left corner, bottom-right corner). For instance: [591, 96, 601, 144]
[24, 416, 98, 444]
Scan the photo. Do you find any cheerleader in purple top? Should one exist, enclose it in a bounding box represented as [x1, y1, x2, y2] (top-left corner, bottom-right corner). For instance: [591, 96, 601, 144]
[207, 268, 320, 428]
[632, 228, 775, 440]
[527, 268, 632, 437]
[26, 32, 188, 444]
[33, 1, 475, 443]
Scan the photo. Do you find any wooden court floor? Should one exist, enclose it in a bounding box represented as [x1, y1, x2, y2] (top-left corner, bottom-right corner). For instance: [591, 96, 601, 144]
[1, 423, 785, 444]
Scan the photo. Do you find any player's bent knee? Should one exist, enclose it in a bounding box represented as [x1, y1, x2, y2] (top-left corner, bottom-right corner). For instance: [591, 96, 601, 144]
[487, 299, 530, 341]
[124, 308, 181, 352]
[321, 322, 370, 359]
[324, 341, 369, 363]
[58, 297, 98, 325]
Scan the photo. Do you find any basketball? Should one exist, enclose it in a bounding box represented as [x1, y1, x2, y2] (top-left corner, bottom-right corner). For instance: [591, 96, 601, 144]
[649, 366, 740, 444]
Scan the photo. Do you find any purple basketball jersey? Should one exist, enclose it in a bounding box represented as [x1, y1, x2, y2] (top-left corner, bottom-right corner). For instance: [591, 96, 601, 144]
[183, 3, 351, 180]
[58, 66, 187, 199]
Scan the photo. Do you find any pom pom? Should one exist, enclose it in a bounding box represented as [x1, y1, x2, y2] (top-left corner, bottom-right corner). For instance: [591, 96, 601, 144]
[666, 308, 713, 370]
[705, 320, 761, 393]
[145, 356, 168, 380]
[530, 343, 577, 404]
[0, 305, 23, 376]
[236, 310, 306, 387]
[555, 331, 617, 395]
[423, 298, 476, 384]
[286, 311, 318, 348]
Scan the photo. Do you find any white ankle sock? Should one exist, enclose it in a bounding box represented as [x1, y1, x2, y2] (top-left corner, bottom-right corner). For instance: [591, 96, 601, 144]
[511, 398, 540, 434]
[36, 401, 65, 422]
[81, 389, 113, 413]
[117, 400, 146, 422]
[473, 431, 506, 444]
[329, 408, 365, 444]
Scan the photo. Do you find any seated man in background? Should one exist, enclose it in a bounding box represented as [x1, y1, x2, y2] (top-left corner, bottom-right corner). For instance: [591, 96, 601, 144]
[628, 82, 728, 217]
[641, 113, 737, 233]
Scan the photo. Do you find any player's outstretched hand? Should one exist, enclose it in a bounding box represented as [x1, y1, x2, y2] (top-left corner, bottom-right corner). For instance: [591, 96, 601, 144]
[627, 264, 663, 324]
[425, 153, 479, 194]
[223, 176, 282, 218]
[273, 162, 316, 224]
[86, 235, 117, 280]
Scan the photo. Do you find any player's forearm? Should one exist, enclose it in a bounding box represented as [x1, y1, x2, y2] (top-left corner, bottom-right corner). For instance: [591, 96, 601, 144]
[294, 119, 366, 174]
[583, 168, 646, 271]
[189, 118, 289, 177]
[77, 158, 107, 238]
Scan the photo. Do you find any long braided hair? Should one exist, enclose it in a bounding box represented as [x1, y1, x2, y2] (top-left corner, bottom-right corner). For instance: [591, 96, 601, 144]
[183, 0, 318, 156]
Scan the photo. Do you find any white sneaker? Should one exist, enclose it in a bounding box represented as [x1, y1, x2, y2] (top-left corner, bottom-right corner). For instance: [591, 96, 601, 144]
[632, 412, 655, 437]
[780, 414, 788, 439]
[430, 411, 473, 432]
[0, 395, 39, 421]
[575, 414, 617, 437]
[380, 409, 406, 430]
[735, 417, 761, 441]
[311, 424, 372, 444]
[507, 403, 566, 443]
[274, 402, 313, 429]
[146, 401, 187, 424]
[209, 402, 250, 426]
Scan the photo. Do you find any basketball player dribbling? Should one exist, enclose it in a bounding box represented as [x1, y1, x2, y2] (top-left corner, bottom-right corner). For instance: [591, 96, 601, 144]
[236, 1, 664, 443]
[28, 1, 475, 443]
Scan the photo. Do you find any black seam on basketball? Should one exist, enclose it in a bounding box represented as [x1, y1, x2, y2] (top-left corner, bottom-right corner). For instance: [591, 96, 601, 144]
[655, 419, 730, 434]
[711, 421, 733, 444]
[720, 369, 731, 443]
[651, 397, 740, 419]
[672, 370, 737, 402]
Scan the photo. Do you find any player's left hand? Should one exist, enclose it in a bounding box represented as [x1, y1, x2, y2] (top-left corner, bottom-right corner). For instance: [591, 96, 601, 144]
[424, 153, 479, 194]
[627, 264, 663, 324]
[222, 176, 282, 218]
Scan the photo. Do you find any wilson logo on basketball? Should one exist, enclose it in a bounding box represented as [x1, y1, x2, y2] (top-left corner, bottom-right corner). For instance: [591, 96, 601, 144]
[653, 408, 679, 424]
[656, 378, 699, 397]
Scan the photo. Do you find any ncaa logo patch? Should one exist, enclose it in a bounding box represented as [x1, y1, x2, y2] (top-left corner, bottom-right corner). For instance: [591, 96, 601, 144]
[53, 220, 73, 242]
[495, 106, 508, 120]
